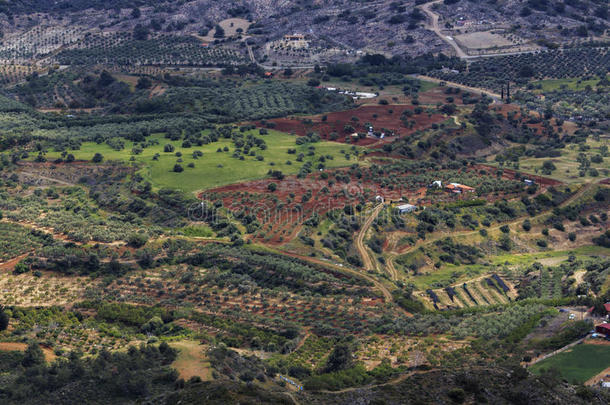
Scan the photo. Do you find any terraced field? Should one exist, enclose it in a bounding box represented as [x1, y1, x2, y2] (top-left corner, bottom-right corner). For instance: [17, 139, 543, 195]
[424, 273, 518, 310]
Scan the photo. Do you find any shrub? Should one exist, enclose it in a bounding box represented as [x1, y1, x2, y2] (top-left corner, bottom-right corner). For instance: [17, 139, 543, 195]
[0, 306, 8, 331]
[127, 233, 148, 248]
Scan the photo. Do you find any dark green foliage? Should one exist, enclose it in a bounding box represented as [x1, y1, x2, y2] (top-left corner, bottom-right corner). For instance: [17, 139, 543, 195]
[531, 320, 592, 351]
[430, 47, 610, 90]
[0, 305, 8, 331]
[21, 342, 45, 367]
[324, 344, 353, 373]
[0, 342, 177, 403]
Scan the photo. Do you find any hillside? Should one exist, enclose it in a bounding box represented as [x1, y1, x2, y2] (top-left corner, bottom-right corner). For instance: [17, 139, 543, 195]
[0, 0, 608, 404]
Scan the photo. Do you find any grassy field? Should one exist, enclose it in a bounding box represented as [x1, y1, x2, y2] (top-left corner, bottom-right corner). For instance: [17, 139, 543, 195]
[405, 245, 609, 290]
[529, 343, 610, 384]
[43, 130, 360, 192]
[532, 76, 607, 92]
[490, 139, 608, 184]
[169, 340, 213, 381]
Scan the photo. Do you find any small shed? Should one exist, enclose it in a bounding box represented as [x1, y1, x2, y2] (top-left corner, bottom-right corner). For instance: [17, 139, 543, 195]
[397, 204, 417, 214]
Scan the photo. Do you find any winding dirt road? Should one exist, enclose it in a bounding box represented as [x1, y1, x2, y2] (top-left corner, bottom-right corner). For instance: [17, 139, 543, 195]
[419, 0, 467, 59]
[355, 203, 385, 271]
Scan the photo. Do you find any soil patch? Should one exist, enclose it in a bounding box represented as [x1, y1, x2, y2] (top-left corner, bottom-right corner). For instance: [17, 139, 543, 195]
[263, 105, 447, 146]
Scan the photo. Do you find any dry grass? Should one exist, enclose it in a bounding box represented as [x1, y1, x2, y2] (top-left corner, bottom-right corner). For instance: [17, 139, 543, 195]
[170, 340, 213, 381]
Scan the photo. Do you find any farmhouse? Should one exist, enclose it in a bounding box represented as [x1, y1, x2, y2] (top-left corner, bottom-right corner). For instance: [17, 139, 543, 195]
[284, 34, 305, 41]
[397, 204, 417, 214]
[445, 183, 475, 194]
[595, 323, 610, 337]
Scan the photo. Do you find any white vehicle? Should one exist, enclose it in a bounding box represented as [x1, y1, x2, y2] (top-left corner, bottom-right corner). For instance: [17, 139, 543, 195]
[569, 314, 576, 320]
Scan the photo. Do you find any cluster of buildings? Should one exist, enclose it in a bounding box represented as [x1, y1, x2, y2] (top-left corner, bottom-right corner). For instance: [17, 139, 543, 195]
[374, 180, 478, 215]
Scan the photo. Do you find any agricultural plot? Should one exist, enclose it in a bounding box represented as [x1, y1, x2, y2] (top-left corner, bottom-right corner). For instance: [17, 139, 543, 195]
[500, 139, 609, 184]
[514, 84, 610, 122]
[454, 31, 516, 50]
[530, 343, 610, 384]
[0, 222, 47, 262]
[204, 162, 526, 245]
[41, 131, 357, 192]
[430, 47, 610, 90]
[55, 33, 248, 67]
[265, 104, 447, 146]
[0, 26, 83, 62]
[425, 273, 516, 310]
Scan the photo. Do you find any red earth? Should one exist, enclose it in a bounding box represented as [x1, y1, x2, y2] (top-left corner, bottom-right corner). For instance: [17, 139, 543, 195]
[262, 104, 448, 146]
[472, 164, 563, 186]
[201, 163, 553, 245]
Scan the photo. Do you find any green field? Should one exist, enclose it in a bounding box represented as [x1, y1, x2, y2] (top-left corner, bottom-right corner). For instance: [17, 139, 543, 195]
[43, 130, 360, 192]
[533, 76, 607, 92]
[529, 343, 610, 384]
[404, 245, 610, 290]
[490, 139, 609, 184]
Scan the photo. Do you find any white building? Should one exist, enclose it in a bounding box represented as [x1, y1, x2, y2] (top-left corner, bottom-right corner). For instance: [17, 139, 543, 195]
[397, 204, 417, 214]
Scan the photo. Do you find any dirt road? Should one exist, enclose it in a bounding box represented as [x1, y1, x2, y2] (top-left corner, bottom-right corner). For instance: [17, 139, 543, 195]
[278, 250, 393, 302]
[419, 0, 467, 59]
[355, 203, 385, 271]
[414, 74, 502, 101]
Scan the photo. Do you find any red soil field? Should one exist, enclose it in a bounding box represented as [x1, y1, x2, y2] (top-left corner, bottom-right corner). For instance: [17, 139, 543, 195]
[202, 163, 545, 245]
[472, 164, 563, 186]
[263, 105, 447, 146]
[416, 87, 480, 105]
[202, 170, 410, 244]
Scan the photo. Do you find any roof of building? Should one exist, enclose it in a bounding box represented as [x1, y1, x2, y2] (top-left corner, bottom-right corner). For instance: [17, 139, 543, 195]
[597, 323, 610, 331]
[605, 303, 610, 312]
[397, 204, 416, 210]
[446, 183, 475, 191]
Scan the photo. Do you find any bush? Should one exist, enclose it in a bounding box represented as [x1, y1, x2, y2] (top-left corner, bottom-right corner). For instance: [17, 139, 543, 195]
[92, 153, 104, 163]
[173, 164, 184, 173]
[0, 306, 8, 331]
[448, 387, 466, 403]
[127, 233, 148, 248]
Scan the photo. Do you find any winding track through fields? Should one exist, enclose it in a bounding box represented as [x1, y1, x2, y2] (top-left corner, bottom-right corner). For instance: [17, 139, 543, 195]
[277, 250, 393, 303]
[384, 182, 599, 283]
[355, 203, 385, 272]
